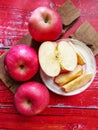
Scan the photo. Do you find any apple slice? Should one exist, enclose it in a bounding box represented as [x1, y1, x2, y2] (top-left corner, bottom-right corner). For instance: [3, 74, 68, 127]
[57, 41, 77, 72]
[39, 41, 60, 77]
[68, 41, 85, 65]
[76, 51, 86, 65]
[62, 72, 92, 92]
[54, 65, 83, 86]
[38, 40, 77, 77]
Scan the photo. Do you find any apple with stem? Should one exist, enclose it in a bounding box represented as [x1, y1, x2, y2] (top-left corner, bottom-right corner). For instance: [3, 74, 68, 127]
[4, 44, 39, 81]
[14, 81, 50, 116]
[28, 6, 62, 42]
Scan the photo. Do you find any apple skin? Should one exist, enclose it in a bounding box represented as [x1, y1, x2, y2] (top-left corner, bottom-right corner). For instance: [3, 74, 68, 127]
[28, 6, 62, 42]
[14, 81, 50, 116]
[4, 44, 39, 81]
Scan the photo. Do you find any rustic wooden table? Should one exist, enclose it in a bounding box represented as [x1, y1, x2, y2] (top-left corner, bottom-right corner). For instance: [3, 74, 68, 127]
[0, 0, 98, 129]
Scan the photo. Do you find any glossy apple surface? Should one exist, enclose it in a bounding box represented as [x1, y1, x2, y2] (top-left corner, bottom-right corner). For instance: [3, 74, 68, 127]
[4, 44, 39, 81]
[28, 6, 62, 42]
[14, 81, 50, 116]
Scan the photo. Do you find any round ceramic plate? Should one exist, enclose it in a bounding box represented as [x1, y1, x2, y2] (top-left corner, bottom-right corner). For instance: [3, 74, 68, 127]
[40, 39, 96, 96]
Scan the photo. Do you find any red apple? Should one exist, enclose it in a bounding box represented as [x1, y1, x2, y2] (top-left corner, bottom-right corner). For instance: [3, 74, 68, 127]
[28, 6, 62, 42]
[4, 44, 39, 81]
[14, 81, 50, 116]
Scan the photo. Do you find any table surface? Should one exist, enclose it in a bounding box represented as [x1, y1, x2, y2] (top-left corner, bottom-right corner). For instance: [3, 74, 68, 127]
[0, 0, 98, 130]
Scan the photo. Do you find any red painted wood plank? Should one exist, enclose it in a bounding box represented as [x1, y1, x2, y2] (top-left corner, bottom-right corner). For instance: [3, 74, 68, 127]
[0, 0, 51, 10]
[0, 113, 98, 130]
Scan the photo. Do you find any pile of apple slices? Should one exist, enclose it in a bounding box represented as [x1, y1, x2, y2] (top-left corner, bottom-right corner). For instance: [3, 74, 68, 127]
[38, 40, 93, 92]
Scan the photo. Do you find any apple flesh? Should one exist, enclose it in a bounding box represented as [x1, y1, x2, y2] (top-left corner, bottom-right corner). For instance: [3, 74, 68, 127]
[14, 81, 50, 116]
[28, 6, 62, 42]
[39, 41, 60, 77]
[68, 41, 86, 65]
[4, 44, 39, 81]
[38, 40, 77, 77]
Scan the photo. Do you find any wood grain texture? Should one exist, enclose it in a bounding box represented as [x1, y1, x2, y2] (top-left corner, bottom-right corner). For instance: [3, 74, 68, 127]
[0, 0, 98, 129]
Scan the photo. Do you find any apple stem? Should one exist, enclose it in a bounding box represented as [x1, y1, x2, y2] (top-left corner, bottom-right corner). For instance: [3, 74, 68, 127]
[27, 99, 32, 105]
[19, 64, 24, 69]
[44, 15, 49, 23]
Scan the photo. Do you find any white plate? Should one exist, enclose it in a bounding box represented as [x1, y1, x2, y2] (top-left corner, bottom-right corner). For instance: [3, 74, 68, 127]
[40, 39, 96, 96]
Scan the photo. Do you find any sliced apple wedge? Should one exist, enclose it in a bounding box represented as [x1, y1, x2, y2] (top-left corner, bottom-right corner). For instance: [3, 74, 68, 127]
[68, 41, 85, 65]
[62, 72, 92, 92]
[38, 40, 77, 77]
[76, 51, 86, 65]
[54, 65, 83, 86]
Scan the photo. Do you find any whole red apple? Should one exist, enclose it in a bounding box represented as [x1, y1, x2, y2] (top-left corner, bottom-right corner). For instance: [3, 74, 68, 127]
[28, 6, 62, 42]
[4, 44, 39, 81]
[14, 81, 50, 116]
